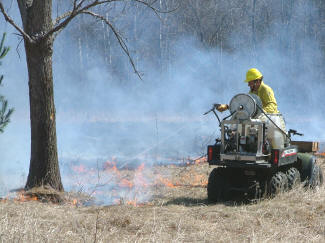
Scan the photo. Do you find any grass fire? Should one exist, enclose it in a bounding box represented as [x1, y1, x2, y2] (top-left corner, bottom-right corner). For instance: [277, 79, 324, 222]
[0, 157, 324, 242]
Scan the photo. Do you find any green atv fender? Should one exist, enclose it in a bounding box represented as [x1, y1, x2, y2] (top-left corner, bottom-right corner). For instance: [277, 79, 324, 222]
[298, 153, 323, 186]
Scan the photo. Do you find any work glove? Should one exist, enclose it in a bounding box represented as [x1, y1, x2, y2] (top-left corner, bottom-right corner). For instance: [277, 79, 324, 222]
[214, 104, 229, 112]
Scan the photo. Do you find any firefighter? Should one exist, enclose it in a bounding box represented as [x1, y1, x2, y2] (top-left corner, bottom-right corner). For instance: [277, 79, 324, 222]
[215, 68, 287, 148]
[216, 68, 278, 113]
[245, 68, 278, 114]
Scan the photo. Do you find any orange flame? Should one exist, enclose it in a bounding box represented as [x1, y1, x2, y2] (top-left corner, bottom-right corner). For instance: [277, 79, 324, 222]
[194, 157, 207, 164]
[67, 156, 209, 207]
[126, 199, 138, 206]
[72, 164, 88, 173]
[155, 175, 177, 188]
[119, 179, 134, 188]
[137, 163, 145, 171]
[14, 191, 38, 202]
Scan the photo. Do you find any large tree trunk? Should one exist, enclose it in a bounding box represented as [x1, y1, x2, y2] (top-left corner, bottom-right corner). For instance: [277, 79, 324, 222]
[18, 0, 63, 191]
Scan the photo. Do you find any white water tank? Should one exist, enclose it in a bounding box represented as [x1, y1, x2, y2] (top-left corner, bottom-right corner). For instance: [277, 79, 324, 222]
[259, 113, 287, 149]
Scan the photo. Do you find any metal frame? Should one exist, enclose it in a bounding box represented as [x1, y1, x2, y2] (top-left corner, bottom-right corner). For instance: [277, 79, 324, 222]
[220, 119, 269, 162]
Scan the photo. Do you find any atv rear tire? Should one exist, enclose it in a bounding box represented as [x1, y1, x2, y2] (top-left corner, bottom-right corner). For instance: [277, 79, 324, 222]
[286, 167, 301, 189]
[207, 168, 229, 203]
[268, 171, 288, 196]
[309, 164, 324, 189]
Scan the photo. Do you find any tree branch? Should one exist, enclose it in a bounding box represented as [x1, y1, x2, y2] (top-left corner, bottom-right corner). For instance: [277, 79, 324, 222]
[133, 0, 160, 18]
[134, 0, 178, 16]
[53, 11, 73, 26]
[82, 10, 142, 79]
[51, 0, 165, 38]
[44, 0, 116, 40]
[53, 0, 88, 26]
[46, 0, 164, 78]
[0, 2, 34, 43]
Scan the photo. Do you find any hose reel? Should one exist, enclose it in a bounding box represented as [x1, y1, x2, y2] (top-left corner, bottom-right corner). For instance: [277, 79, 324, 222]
[229, 93, 262, 120]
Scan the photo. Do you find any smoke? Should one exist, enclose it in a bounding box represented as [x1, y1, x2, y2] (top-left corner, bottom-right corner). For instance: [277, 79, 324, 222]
[0, 1, 324, 203]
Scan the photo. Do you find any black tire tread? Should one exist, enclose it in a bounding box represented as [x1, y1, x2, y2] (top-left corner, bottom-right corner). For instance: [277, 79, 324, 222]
[309, 164, 324, 188]
[269, 171, 288, 195]
[207, 168, 228, 202]
[286, 167, 301, 189]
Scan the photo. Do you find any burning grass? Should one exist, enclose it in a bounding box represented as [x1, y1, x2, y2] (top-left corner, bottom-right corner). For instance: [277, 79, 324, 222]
[0, 157, 325, 242]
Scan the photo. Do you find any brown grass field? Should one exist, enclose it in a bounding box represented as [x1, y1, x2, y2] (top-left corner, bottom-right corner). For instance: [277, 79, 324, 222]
[1, 157, 325, 242]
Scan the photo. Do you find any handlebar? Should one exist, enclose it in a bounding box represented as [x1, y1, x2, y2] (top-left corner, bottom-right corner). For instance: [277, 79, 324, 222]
[288, 129, 304, 137]
[203, 104, 222, 126]
[203, 107, 215, 115]
[203, 104, 221, 115]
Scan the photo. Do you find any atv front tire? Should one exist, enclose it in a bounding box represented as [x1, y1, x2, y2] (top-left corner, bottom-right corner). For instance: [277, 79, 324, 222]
[207, 168, 229, 203]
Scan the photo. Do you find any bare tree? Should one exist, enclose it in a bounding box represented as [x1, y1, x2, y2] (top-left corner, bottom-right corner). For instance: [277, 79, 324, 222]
[0, 0, 159, 191]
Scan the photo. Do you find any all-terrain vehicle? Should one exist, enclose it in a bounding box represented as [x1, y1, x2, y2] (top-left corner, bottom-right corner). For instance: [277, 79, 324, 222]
[205, 93, 323, 202]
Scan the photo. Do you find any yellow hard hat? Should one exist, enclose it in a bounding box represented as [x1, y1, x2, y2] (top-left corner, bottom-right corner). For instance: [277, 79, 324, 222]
[244, 68, 263, 82]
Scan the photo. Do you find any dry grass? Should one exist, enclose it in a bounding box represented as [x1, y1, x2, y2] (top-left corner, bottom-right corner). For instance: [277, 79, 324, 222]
[1, 158, 325, 242]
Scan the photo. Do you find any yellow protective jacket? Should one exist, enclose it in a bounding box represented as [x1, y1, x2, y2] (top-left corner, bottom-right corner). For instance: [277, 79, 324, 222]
[250, 81, 279, 113]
